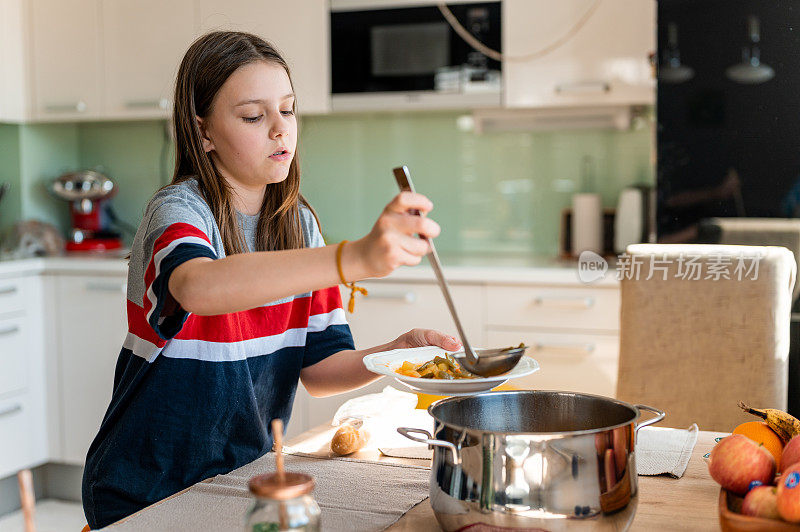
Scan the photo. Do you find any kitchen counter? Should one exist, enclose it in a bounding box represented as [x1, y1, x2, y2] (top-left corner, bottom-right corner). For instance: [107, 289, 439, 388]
[0, 252, 129, 278]
[107, 421, 723, 531]
[0, 252, 619, 286]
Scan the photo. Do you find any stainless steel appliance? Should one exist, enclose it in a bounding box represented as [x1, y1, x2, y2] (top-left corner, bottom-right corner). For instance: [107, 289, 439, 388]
[399, 390, 664, 531]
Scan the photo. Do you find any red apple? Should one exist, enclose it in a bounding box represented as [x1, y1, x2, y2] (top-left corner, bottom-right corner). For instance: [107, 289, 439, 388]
[782, 436, 800, 472]
[708, 434, 776, 495]
[777, 463, 800, 522]
[742, 486, 780, 519]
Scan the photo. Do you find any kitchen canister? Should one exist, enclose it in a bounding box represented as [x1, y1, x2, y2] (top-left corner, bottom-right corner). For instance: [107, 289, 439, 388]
[571, 192, 603, 255]
[245, 419, 321, 532]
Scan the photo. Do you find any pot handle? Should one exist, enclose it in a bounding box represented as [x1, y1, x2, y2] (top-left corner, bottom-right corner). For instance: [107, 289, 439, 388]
[635, 404, 666, 432]
[397, 427, 461, 465]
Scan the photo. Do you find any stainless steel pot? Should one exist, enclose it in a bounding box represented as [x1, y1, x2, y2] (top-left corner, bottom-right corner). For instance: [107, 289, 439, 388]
[398, 390, 664, 531]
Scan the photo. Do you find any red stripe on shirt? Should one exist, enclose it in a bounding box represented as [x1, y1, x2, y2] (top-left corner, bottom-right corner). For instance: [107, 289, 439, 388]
[153, 223, 210, 256]
[310, 286, 345, 316]
[174, 296, 314, 342]
[127, 300, 168, 347]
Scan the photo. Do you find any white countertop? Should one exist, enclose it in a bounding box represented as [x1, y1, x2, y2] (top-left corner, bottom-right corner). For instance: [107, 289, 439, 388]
[0, 252, 620, 287]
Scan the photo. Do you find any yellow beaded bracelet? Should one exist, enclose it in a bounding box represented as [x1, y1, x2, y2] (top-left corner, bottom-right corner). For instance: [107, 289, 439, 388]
[336, 240, 368, 313]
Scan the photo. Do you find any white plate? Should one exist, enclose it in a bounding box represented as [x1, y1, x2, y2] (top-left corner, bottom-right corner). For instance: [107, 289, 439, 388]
[362, 345, 540, 396]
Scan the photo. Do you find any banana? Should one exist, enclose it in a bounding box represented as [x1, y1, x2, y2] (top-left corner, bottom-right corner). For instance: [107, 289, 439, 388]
[738, 401, 800, 443]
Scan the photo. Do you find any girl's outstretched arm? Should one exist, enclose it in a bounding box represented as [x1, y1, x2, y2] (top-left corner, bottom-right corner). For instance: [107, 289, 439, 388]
[168, 192, 439, 316]
[299, 329, 462, 397]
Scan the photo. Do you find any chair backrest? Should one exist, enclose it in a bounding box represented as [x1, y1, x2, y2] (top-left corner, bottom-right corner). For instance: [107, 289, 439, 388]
[616, 244, 796, 432]
[707, 217, 800, 301]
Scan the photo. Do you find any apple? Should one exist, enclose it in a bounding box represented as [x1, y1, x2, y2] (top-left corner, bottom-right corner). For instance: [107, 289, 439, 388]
[777, 463, 800, 522]
[782, 436, 800, 472]
[742, 486, 780, 519]
[708, 434, 776, 495]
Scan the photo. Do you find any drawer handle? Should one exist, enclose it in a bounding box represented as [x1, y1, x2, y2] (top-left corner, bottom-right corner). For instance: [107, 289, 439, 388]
[0, 325, 20, 336]
[0, 403, 22, 417]
[86, 281, 127, 294]
[44, 101, 87, 113]
[555, 81, 610, 94]
[0, 286, 18, 296]
[534, 342, 595, 354]
[125, 98, 170, 110]
[367, 291, 417, 304]
[533, 295, 595, 308]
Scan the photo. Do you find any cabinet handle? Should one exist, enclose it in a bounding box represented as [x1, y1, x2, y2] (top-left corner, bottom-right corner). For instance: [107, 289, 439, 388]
[0, 325, 19, 336]
[86, 281, 127, 295]
[367, 291, 417, 304]
[0, 404, 22, 417]
[0, 286, 18, 296]
[125, 98, 170, 110]
[555, 81, 610, 94]
[534, 341, 595, 355]
[532, 295, 595, 308]
[44, 101, 87, 113]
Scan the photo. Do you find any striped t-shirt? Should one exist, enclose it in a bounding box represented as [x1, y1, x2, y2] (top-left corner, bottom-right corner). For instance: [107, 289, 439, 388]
[81, 179, 354, 529]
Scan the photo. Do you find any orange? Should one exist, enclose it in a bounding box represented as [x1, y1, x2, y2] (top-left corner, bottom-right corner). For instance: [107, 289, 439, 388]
[732, 421, 784, 465]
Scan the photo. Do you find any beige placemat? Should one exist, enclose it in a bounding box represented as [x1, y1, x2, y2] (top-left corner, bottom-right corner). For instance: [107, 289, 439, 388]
[636, 424, 699, 478]
[104, 453, 430, 532]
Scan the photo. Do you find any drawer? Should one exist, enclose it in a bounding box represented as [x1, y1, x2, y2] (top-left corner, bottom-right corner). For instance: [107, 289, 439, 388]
[0, 277, 26, 315]
[0, 315, 29, 396]
[0, 393, 35, 478]
[486, 285, 620, 332]
[488, 329, 619, 398]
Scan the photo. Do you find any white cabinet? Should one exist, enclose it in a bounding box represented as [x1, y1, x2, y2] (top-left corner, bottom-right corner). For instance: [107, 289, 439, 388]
[55, 275, 127, 464]
[502, 0, 655, 108]
[29, 0, 103, 121]
[487, 329, 619, 397]
[485, 283, 620, 397]
[0, 0, 28, 122]
[0, 275, 47, 479]
[101, 0, 194, 119]
[197, 0, 330, 115]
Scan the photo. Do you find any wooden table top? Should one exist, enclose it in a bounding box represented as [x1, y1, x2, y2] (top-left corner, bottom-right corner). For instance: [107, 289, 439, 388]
[287, 424, 726, 532]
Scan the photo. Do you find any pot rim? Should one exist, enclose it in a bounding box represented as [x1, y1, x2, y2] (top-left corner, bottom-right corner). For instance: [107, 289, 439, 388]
[426, 389, 643, 437]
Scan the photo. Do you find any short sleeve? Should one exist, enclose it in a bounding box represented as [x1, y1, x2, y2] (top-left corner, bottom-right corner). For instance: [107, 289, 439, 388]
[300, 207, 355, 367]
[141, 197, 218, 340]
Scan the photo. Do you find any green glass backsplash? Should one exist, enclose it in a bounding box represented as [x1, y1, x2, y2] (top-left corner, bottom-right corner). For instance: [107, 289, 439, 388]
[0, 112, 653, 256]
[0, 124, 21, 232]
[299, 112, 653, 255]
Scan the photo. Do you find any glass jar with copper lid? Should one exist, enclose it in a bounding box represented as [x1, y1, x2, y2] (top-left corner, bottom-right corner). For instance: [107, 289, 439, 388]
[244, 471, 320, 532]
[244, 419, 320, 532]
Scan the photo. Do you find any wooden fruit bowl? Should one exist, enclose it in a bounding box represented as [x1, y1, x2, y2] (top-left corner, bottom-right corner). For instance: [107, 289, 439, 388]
[719, 488, 800, 531]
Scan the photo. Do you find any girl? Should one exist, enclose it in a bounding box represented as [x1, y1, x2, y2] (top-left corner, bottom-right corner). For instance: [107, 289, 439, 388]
[81, 31, 459, 529]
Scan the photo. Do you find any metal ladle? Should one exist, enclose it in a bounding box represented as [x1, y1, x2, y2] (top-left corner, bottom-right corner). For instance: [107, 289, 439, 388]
[393, 166, 527, 377]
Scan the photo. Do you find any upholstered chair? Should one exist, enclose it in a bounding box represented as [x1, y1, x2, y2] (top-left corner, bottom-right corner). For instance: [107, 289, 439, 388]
[616, 244, 796, 431]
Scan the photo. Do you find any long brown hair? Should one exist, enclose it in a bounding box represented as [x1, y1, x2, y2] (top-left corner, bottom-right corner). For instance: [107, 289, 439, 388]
[171, 31, 318, 254]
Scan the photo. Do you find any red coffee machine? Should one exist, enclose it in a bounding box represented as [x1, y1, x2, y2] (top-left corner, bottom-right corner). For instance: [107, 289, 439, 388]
[50, 170, 123, 252]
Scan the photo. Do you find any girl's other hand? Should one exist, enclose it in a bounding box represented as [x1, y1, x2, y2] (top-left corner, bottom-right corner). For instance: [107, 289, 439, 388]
[393, 328, 462, 352]
[350, 192, 441, 279]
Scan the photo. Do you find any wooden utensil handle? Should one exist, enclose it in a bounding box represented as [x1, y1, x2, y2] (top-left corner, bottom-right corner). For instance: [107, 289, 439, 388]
[17, 469, 36, 532]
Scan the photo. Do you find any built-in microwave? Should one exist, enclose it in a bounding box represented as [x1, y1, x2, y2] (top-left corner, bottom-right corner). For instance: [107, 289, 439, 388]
[330, 0, 502, 111]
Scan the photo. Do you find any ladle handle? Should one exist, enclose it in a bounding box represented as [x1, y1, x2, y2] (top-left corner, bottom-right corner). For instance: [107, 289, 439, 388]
[392, 166, 477, 365]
